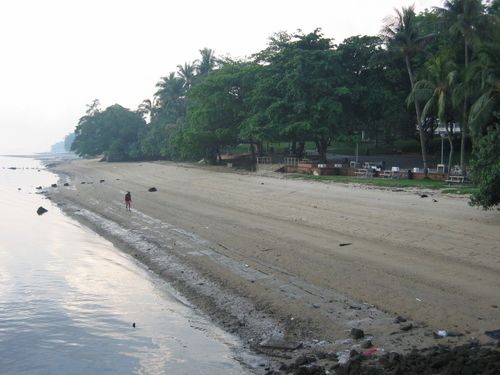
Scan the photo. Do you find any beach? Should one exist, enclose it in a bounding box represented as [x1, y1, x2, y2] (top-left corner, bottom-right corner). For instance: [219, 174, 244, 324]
[46, 158, 500, 367]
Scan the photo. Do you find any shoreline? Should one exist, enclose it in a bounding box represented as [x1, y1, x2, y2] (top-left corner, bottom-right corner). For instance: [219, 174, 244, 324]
[44, 158, 500, 373]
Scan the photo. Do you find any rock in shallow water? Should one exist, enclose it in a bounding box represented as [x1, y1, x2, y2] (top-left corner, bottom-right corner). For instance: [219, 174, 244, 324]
[37, 207, 48, 215]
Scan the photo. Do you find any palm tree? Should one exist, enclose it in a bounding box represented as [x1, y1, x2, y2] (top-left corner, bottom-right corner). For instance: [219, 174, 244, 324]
[155, 73, 185, 103]
[435, 0, 486, 172]
[177, 62, 196, 89]
[137, 98, 159, 123]
[382, 6, 429, 172]
[196, 48, 217, 76]
[154, 72, 187, 123]
[468, 47, 500, 138]
[410, 55, 458, 171]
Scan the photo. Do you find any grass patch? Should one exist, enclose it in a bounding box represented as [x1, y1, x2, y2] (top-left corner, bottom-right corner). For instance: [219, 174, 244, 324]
[441, 187, 479, 195]
[288, 174, 477, 192]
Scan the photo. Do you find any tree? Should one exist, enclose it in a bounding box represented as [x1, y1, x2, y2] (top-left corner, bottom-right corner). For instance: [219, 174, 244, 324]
[196, 48, 217, 77]
[336, 35, 414, 145]
[411, 55, 458, 170]
[253, 30, 349, 162]
[177, 62, 196, 89]
[436, 0, 487, 172]
[184, 63, 254, 163]
[469, 122, 500, 208]
[137, 98, 158, 123]
[71, 104, 146, 161]
[382, 6, 430, 171]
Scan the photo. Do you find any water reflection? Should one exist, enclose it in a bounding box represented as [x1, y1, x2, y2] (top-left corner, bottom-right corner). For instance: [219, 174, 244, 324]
[0, 156, 254, 374]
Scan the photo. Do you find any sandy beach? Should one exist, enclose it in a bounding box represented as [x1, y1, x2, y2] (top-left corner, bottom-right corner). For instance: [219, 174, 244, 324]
[46, 159, 500, 367]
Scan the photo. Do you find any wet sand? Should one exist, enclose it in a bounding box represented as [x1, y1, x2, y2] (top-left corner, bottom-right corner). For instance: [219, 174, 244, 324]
[46, 159, 500, 365]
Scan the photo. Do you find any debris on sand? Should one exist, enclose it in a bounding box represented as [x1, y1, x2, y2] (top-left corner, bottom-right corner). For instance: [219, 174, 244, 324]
[51, 183, 57, 188]
[420, 194, 428, 198]
[339, 243, 352, 247]
[63, 183, 69, 186]
[37, 207, 48, 215]
[148, 187, 157, 192]
[100, 179, 105, 183]
[335, 343, 500, 375]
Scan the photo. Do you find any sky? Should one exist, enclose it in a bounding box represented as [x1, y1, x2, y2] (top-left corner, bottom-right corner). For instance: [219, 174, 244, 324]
[0, 0, 443, 154]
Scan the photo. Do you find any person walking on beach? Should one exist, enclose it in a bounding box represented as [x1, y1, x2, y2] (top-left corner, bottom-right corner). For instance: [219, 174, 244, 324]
[125, 191, 132, 211]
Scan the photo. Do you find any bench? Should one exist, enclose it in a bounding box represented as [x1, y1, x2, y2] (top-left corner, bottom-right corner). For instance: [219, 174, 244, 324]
[446, 175, 465, 184]
[355, 169, 371, 177]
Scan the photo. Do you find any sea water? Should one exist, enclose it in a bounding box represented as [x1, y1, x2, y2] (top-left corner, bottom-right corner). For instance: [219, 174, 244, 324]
[0, 155, 256, 374]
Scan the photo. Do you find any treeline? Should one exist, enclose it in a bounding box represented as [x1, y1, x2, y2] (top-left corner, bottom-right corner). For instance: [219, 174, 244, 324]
[71, 0, 499, 208]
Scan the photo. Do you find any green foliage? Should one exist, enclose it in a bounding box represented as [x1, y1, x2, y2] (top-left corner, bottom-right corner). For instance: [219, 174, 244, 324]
[251, 30, 349, 161]
[69, 2, 499, 202]
[71, 104, 146, 161]
[469, 122, 500, 209]
[393, 139, 422, 152]
[184, 63, 255, 163]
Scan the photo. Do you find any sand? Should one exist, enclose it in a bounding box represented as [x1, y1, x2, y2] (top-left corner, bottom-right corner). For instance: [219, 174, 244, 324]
[46, 159, 500, 362]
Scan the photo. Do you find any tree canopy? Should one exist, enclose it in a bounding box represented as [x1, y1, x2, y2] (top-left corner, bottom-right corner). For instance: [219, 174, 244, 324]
[69, 1, 500, 207]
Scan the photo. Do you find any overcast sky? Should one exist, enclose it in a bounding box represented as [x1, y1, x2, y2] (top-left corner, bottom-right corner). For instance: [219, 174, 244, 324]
[0, 0, 443, 154]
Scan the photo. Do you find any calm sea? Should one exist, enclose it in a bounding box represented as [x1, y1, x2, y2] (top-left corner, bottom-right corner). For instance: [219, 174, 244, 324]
[0, 155, 257, 374]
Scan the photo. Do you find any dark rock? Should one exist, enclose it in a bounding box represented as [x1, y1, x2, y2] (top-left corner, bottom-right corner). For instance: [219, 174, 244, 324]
[325, 352, 338, 361]
[100, 179, 105, 183]
[294, 354, 316, 367]
[350, 328, 365, 339]
[37, 207, 48, 215]
[51, 184, 57, 188]
[339, 243, 352, 247]
[8, 167, 16, 170]
[63, 183, 69, 186]
[350, 349, 359, 358]
[420, 194, 428, 198]
[360, 340, 372, 349]
[330, 362, 340, 370]
[433, 199, 438, 202]
[293, 364, 325, 375]
[315, 351, 327, 360]
[259, 338, 302, 350]
[394, 315, 407, 324]
[36, 186, 42, 190]
[279, 363, 289, 371]
[148, 187, 157, 192]
[81, 182, 86, 184]
[401, 323, 413, 331]
[485, 330, 500, 340]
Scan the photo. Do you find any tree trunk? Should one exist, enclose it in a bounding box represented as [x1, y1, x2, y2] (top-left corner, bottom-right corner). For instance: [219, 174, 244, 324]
[445, 122, 454, 172]
[460, 40, 469, 174]
[297, 141, 305, 159]
[258, 140, 264, 157]
[216, 146, 222, 163]
[315, 138, 330, 163]
[405, 55, 428, 172]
